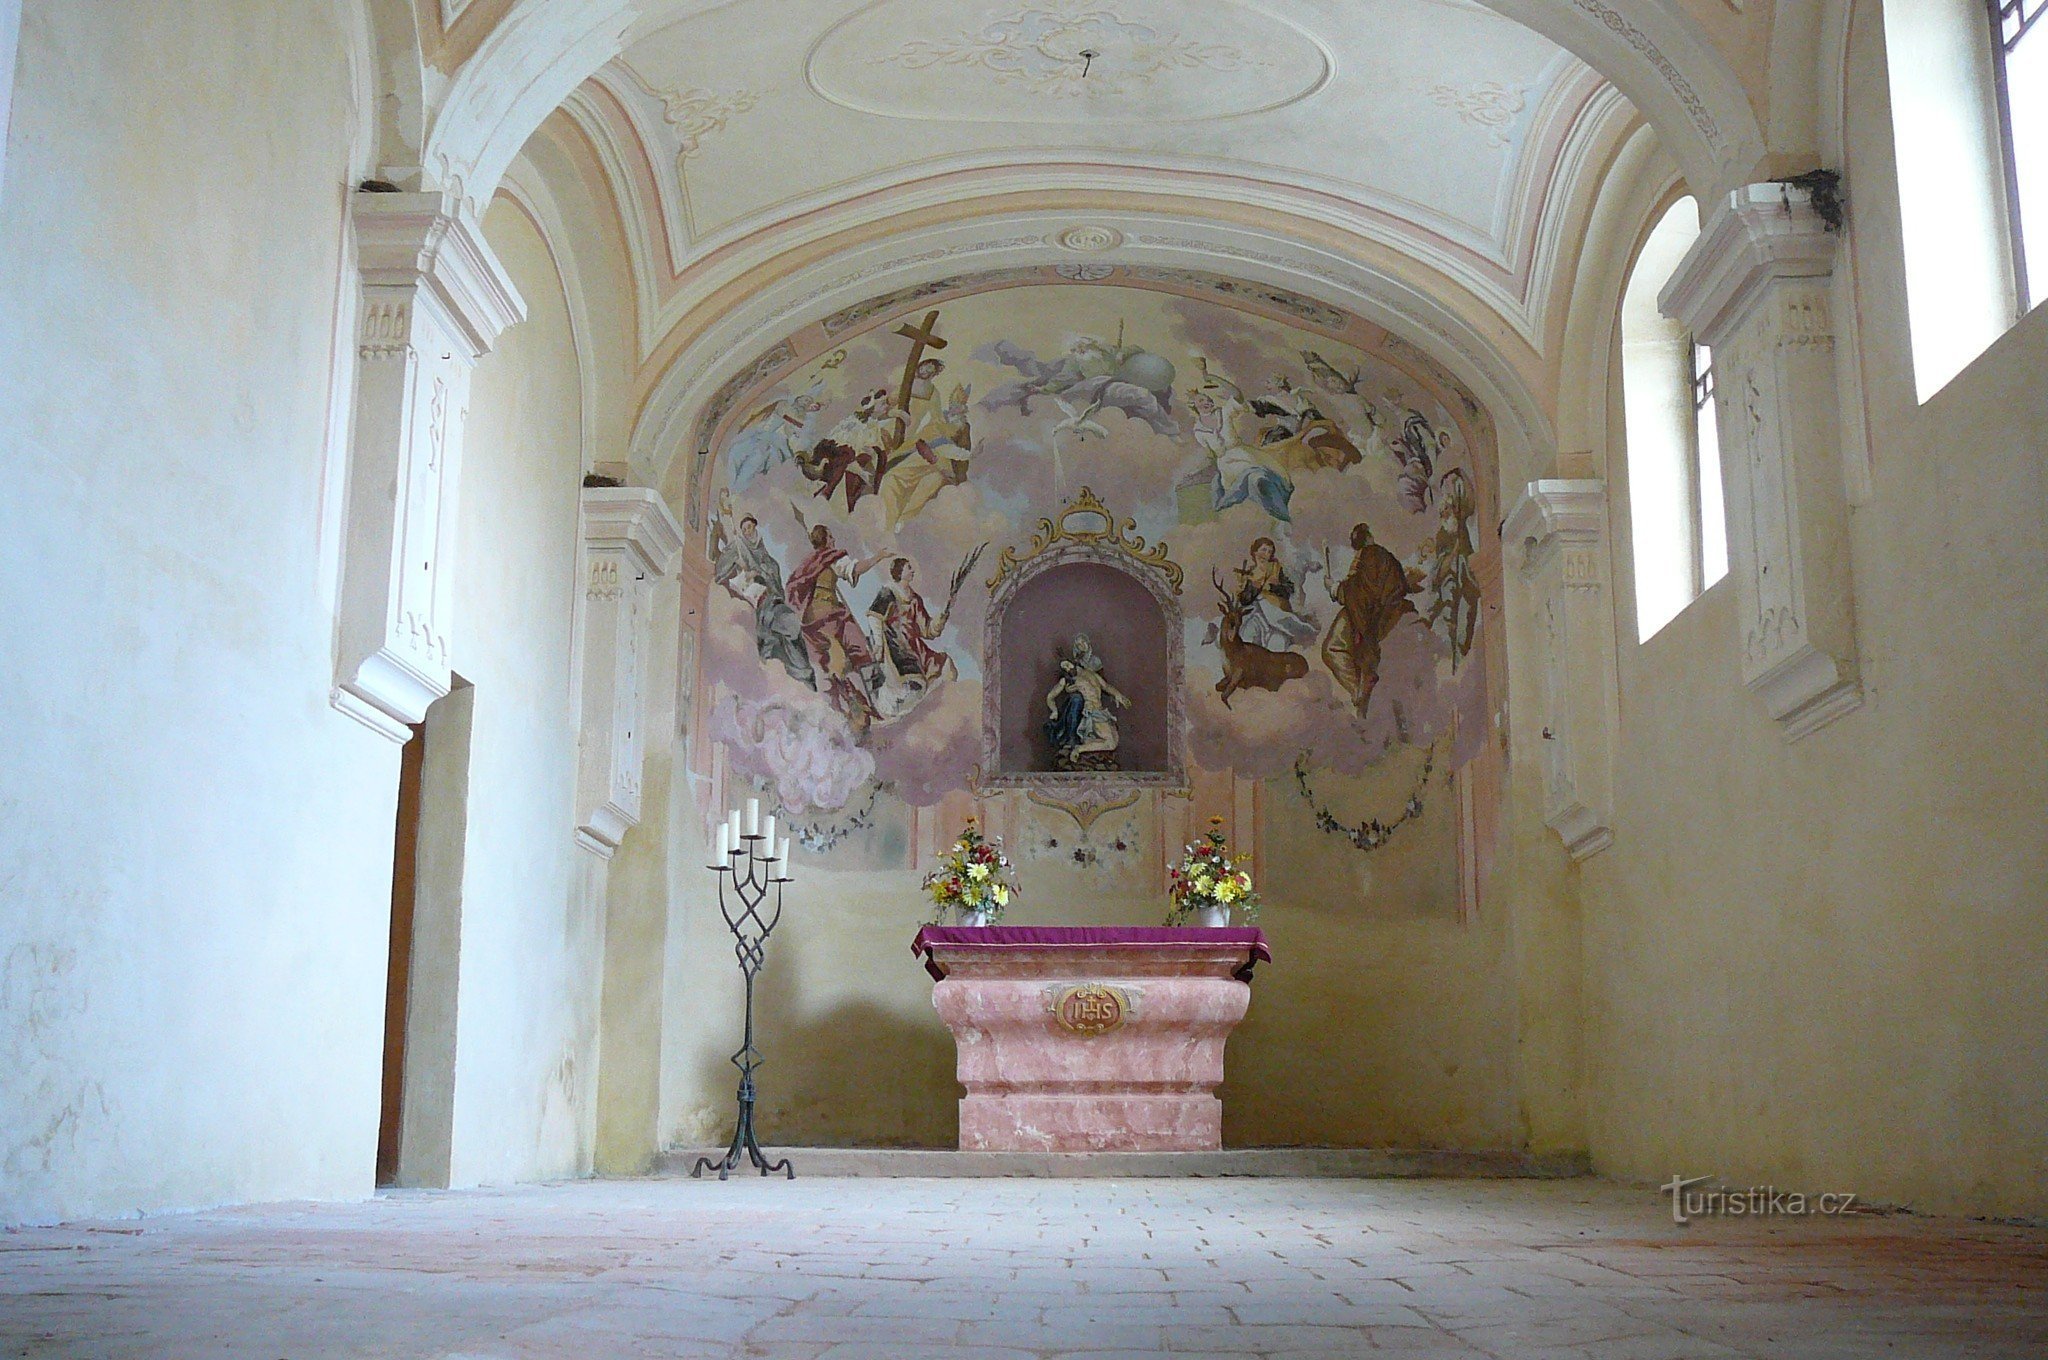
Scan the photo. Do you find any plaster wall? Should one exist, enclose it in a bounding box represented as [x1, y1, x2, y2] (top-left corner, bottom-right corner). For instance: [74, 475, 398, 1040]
[657, 811, 1527, 1154]
[1580, 4, 2048, 1217]
[442, 198, 604, 1185]
[0, 0, 397, 1222]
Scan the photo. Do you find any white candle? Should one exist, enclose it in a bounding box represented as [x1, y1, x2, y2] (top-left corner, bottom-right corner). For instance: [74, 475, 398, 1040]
[728, 808, 741, 846]
[778, 836, 791, 875]
[716, 823, 730, 859]
[761, 814, 777, 851]
[746, 798, 760, 836]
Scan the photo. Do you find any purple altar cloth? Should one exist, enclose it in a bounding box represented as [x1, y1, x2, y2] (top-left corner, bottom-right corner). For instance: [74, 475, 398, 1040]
[911, 925, 1272, 982]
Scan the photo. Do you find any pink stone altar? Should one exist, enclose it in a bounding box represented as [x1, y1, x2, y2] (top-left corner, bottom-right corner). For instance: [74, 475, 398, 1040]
[911, 926, 1272, 1153]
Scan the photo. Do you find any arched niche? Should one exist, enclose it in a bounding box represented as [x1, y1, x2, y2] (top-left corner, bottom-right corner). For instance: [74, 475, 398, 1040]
[980, 490, 1186, 801]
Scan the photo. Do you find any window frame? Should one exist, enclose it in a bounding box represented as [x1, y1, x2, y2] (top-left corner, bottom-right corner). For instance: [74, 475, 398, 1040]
[1687, 338, 1726, 595]
[1987, 0, 2046, 308]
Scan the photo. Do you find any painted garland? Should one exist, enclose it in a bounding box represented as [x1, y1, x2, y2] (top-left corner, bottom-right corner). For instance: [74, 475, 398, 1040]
[778, 782, 889, 852]
[1290, 743, 1438, 854]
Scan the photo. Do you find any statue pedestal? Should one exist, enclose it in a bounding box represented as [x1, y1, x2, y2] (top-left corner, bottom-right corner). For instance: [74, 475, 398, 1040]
[911, 926, 1270, 1153]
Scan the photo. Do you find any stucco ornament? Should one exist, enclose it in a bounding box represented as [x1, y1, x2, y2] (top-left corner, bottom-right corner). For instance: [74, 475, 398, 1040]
[886, 7, 1257, 98]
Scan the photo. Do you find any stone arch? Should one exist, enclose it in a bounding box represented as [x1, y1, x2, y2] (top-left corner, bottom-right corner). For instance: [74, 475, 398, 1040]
[421, 0, 635, 209]
[1474, 0, 1763, 186]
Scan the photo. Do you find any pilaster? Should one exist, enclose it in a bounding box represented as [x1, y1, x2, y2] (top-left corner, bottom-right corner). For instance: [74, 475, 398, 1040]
[1661, 183, 1861, 740]
[575, 487, 685, 857]
[1504, 480, 1616, 860]
[332, 191, 525, 740]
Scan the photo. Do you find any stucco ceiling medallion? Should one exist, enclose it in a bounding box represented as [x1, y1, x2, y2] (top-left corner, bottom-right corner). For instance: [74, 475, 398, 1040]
[806, 0, 1333, 124]
[1055, 225, 1125, 252]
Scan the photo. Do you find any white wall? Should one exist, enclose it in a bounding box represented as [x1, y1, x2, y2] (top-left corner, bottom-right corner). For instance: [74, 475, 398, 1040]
[0, 0, 397, 1223]
[0, 0, 21, 197]
[443, 196, 603, 1185]
[0, 7, 615, 1221]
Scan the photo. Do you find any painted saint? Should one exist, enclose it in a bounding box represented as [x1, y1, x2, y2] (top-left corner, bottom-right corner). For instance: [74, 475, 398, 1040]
[799, 388, 897, 512]
[1419, 468, 1481, 661]
[726, 384, 826, 490]
[865, 556, 954, 720]
[710, 498, 815, 688]
[1395, 409, 1448, 514]
[1211, 548, 1312, 708]
[1321, 522, 1419, 721]
[1043, 634, 1130, 771]
[1230, 537, 1318, 651]
[877, 358, 973, 528]
[1248, 375, 1361, 472]
[785, 524, 891, 738]
[1184, 376, 1295, 522]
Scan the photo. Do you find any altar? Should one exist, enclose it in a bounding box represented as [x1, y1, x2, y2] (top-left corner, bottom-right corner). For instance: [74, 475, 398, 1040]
[911, 926, 1271, 1153]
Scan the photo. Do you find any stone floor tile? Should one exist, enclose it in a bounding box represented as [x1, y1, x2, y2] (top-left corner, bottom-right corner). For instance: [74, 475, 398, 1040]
[0, 1177, 2043, 1358]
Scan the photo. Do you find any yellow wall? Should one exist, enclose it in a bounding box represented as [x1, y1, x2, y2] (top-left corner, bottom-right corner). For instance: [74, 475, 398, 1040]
[1580, 5, 2048, 1216]
[656, 780, 1537, 1154]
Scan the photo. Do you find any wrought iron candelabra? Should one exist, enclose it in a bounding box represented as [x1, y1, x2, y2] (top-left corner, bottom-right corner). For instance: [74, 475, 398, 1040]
[693, 803, 795, 1180]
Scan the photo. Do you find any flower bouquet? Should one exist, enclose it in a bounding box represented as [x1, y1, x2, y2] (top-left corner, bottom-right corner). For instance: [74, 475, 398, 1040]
[1166, 817, 1261, 926]
[923, 818, 1018, 926]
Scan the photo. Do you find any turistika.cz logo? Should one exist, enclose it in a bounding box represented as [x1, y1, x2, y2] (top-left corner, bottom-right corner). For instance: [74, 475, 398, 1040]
[1661, 1175, 1859, 1225]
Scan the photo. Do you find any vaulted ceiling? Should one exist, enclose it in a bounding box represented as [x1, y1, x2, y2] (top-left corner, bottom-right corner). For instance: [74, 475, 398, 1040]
[392, 0, 1787, 493]
[562, 0, 1629, 359]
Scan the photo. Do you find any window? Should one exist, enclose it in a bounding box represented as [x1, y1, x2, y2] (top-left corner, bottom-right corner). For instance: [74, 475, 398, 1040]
[1621, 198, 1726, 642]
[1990, 0, 2047, 309]
[1886, 0, 2028, 398]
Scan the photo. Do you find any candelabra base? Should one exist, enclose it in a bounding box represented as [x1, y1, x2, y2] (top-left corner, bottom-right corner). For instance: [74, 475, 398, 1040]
[691, 1077, 793, 1180]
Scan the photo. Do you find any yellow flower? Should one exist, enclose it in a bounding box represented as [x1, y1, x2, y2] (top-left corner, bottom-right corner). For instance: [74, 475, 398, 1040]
[968, 863, 990, 881]
[993, 885, 1010, 906]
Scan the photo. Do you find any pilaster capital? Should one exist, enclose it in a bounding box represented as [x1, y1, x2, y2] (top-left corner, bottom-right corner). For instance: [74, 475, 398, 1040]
[580, 486, 685, 580]
[1659, 183, 1837, 346]
[1503, 479, 1606, 575]
[352, 191, 525, 360]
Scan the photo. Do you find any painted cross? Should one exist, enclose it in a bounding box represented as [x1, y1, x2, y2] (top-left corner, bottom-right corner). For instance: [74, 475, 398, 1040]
[893, 310, 947, 412]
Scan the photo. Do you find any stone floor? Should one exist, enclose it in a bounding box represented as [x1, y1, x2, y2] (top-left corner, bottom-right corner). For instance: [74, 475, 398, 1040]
[3, 1176, 2046, 1358]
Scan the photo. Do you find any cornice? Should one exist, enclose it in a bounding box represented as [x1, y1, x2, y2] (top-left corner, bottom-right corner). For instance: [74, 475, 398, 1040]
[582, 485, 685, 575]
[353, 190, 527, 355]
[1658, 182, 1837, 345]
[1504, 478, 1607, 568]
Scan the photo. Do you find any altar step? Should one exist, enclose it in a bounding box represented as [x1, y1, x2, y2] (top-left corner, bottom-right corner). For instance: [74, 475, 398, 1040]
[652, 1147, 1590, 1180]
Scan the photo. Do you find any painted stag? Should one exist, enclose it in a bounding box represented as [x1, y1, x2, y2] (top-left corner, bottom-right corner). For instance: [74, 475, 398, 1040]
[1212, 569, 1309, 708]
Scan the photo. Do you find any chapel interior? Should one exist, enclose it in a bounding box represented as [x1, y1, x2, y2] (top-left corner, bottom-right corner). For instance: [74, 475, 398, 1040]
[3, 1, 2047, 1356]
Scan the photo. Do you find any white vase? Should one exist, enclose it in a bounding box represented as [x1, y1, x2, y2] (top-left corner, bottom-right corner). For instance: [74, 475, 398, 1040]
[957, 907, 992, 927]
[1195, 904, 1230, 928]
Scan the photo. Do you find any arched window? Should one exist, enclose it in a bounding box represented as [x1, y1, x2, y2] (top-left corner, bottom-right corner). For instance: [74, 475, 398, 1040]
[1885, 0, 2031, 399]
[1990, 0, 2047, 308]
[1621, 196, 1727, 642]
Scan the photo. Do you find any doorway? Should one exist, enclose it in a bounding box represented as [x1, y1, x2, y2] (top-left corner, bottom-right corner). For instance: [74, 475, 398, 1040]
[375, 680, 474, 1188]
[375, 721, 426, 1185]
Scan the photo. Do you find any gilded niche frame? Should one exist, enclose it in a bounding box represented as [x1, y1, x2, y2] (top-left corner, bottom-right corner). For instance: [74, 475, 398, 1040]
[979, 488, 1187, 822]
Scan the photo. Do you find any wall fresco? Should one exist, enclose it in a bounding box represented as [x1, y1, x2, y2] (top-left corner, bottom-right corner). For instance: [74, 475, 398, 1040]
[695, 270, 1496, 888]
